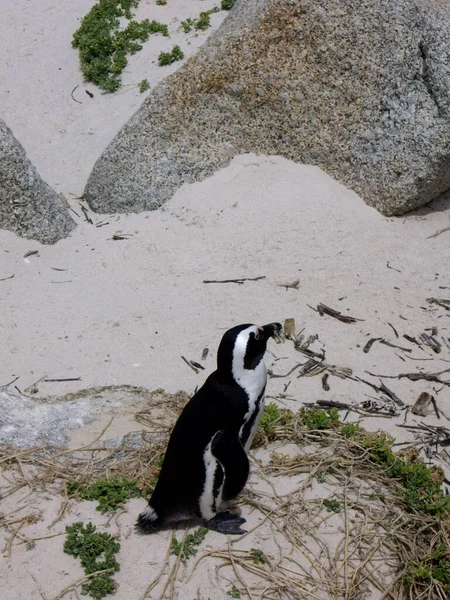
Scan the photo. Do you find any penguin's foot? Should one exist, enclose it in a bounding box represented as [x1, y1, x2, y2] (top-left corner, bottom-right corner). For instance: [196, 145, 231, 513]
[136, 506, 163, 534]
[207, 510, 247, 535]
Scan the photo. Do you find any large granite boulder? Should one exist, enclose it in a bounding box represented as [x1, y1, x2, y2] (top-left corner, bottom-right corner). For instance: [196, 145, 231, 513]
[85, 0, 450, 216]
[0, 119, 76, 244]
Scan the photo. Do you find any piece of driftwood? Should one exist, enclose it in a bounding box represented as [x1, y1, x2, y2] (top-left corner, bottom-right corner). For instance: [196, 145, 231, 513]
[111, 233, 132, 240]
[310, 303, 364, 324]
[363, 338, 381, 353]
[268, 363, 307, 378]
[71, 85, 82, 104]
[418, 333, 441, 354]
[201, 348, 209, 360]
[293, 332, 325, 360]
[190, 361, 205, 371]
[297, 359, 323, 377]
[309, 399, 397, 417]
[202, 276, 265, 285]
[411, 392, 435, 417]
[379, 339, 412, 353]
[378, 382, 404, 407]
[44, 377, 81, 383]
[427, 298, 450, 311]
[325, 364, 353, 379]
[387, 323, 399, 338]
[403, 334, 421, 348]
[278, 279, 300, 290]
[366, 368, 450, 387]
[181, 356, 198, 374]
[399, 371, 450, 386]
[80, 205, 93, 225]
[386, 261, 401, 272]
[427, 225, 450, 239]
[283, 318, 296, 339]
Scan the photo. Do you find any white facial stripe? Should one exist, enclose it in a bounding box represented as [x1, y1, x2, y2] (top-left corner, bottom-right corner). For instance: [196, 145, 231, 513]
[199, 438, 222, 521]
[232, 326, 268, 445]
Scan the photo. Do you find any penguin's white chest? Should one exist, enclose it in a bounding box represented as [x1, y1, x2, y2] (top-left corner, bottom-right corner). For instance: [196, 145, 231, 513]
[233, 360, 267, 450]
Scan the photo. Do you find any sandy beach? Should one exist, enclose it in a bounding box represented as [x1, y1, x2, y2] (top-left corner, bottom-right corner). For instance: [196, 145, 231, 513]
[1, 1, 450, 599]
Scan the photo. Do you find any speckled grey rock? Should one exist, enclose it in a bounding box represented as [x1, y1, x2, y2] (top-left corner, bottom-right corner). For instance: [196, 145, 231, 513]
[85, 0, 450, 216]
[0, 384, 149, 449]
[0, 119, 76, 243]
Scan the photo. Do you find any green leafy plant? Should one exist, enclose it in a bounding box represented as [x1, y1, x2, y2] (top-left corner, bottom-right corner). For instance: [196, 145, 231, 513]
[171, 527, 208, 563]
[67, 477, 141, 512]
[156, 0, 167, 4]
[221, 0, 236, 9]
[259, 402, 281, 435]
[181, 18, 194, 33]
[256, 402, 293, 445]
[406, 544, 450, 594]
[323, 498, 341, 513]
[195, 7, 220, 31]
[72, 0, 168, 92]
[341, 422, 360, 438]
[300, 407, 340, 430]
[250, 548, 267, 565]
[228, 585, 241, 598]
[139, 78, 150, 92]
[316, 470, 326, 483]
[63, 522, 120, 599]
[362, 433, 450, 515]
[158, 45, 184, 66]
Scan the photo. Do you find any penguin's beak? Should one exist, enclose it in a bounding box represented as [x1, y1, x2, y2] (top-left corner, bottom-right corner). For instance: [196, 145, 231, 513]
[262, 322, 284, 344]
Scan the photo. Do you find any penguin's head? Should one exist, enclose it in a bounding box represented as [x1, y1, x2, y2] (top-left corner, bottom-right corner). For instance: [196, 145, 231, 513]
[217, 322, 283, 376]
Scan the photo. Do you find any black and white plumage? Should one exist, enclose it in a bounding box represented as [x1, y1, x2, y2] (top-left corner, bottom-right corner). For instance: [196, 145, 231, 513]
[136, 322, 283, 535]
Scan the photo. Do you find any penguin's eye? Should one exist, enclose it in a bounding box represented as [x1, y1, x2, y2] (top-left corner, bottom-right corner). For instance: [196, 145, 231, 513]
[255, 328, 263, 341]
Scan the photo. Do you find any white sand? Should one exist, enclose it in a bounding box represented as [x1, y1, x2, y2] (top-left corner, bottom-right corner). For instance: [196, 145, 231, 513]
[1, 1, 450, 599]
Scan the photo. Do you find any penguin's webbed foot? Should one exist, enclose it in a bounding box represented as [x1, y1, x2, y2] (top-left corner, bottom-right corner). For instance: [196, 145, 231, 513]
[207, 510, 247, 535]
[136, 508, 164, 534]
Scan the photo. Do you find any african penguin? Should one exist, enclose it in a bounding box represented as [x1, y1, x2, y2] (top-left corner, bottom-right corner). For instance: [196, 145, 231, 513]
[136, 322, 283, 535]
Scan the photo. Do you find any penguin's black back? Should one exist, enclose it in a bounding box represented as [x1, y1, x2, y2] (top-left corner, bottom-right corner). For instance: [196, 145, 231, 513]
[148, 370, 249, 519]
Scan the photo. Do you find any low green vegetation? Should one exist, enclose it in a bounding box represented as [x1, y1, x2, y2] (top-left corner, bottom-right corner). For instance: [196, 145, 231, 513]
[361, 432, 450, 515]
[340, 422, 360, 438]
[250, 548, 267, 565]
[406, 544, 450, 595]
[181, 18, 194, 33]
[257, 405, 450, 595]
[323, 498, 341, 513]
[156, 0, 167, 4]
[139, 78, 150, 92]
[63, 522, 120, 599]
[195, 7, 220, 30]
[72, 0, 168, 92]
[221, 0, 237, 9]
[257, 402, 293, 441]
[67, 477, 141, 512]
[316, 470, 326, 483]
[181, 7, 220, 33]
[170, 527, 208, 563]
[228, 585, 241, 598]
[299, 407, 340, 430]
[158, 45, 184, 66]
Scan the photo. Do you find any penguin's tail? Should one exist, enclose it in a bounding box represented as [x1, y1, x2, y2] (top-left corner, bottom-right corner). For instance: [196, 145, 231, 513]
[136, 505, 163, 534]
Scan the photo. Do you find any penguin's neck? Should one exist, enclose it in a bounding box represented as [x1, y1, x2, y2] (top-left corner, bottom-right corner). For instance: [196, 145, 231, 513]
[231, 356, 267, 399]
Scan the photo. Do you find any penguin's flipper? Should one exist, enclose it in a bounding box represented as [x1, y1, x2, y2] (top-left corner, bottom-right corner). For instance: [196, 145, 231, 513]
[211, 430, 250, 501]
[207, 510, 247, 535]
